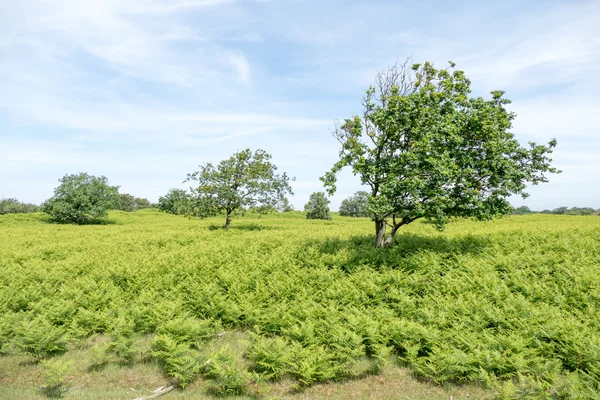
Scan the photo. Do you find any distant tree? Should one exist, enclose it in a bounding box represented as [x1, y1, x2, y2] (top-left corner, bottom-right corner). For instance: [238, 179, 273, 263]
[0, 198, 40, 214]
[158, 189, 190, 215]
[339, 191, 369, 217]
[513, 206, 533, 215]
[41, 173, 119, 224]
[552, 206, 569, 215]
[134, 197, 151, 209]
[322, 60, 559, 247]
[280, 197, 295, 212]
[115, 193, 136, 212]
[185, 149, 293, 228]
[114, 194, 152, 211]
[566, 207, 595, 216]
[304, 192, 331, 220]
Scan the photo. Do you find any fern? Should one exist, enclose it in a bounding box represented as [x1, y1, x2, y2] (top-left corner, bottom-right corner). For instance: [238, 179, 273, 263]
[151, 334, 203, 388]
[14, 317, 68, 361]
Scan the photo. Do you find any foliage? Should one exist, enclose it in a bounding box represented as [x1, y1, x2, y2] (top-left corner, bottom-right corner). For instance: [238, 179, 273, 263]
[185, 149, 293, 227]
[157, 316, 217, 347]
[1, 211, 600, 397]
[247, 334, 293, 380]
[204, 347, 250, 395]
[281, 197, 295, 212]
[41, 173, 119, 224]
[113, 194, 151, 212]
[513, 206, 533, 215]
[339, 191, 369, 217]
[40, 358, 73, 398]
[158, 189, 190, 215]
[134, 197, 151, 209]
[0, 198, 39, 214]
[14, 317, 68, 361]
[151, 334, 203, 388]
[322, 60, 559, 247]
[304, 192, 331, 220]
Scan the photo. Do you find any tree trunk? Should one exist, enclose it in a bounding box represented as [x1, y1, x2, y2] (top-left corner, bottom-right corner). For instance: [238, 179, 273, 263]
[224, 213, 231, 229]
[374, 220, 387, 248]
[383, 223, 401, 246]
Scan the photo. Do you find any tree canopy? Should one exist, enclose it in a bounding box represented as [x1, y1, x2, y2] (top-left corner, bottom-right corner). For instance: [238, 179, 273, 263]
[42, 173, 119, 224]
[322, 60, 559, 247]
[185, 149, 293, 228]
[339, 191, 369, 217]
[158, 189, 190, 215]
[0, 198, 40, 215]
[304, 192, 331, 220]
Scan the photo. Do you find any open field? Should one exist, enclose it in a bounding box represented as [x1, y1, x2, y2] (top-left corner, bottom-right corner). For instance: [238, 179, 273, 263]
[1, 211, 599, 399]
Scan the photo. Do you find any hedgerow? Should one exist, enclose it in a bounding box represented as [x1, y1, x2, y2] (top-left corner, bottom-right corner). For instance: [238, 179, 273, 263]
[0, 210, 599, 398]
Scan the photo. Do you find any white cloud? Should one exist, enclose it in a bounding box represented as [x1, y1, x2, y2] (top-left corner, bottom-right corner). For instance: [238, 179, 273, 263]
[226, 51, 252, 84]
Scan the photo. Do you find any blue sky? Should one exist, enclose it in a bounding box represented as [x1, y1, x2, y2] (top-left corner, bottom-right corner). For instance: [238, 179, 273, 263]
[1, 0, 598, 210]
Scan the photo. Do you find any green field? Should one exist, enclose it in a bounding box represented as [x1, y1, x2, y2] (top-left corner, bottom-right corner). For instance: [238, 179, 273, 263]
[1, 211, 599, 399]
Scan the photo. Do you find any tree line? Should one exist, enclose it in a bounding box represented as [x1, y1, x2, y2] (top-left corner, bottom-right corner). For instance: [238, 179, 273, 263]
[2, 59, 565, 247]
[513, 206, 599, 216]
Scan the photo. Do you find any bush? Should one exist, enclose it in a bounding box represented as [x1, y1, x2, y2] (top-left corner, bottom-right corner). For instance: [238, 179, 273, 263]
[41, 173, 119, 224]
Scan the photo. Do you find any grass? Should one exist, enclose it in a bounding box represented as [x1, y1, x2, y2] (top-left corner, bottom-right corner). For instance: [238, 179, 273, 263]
[0, 210, 599, 399]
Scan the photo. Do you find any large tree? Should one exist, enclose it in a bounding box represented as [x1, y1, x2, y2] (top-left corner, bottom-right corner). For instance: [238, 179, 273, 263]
[322, 60, 559, 248]
[42, 173, 119, 224]
[185, 149, 293, 228]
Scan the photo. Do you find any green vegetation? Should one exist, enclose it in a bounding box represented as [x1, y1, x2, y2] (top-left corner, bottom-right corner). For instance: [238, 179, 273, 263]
[1, 210, 599, 398]
[185, 148, 293, 228]
[304, 192, 331, 220]
[159, 189, 190, 215]
[41, 173, 119, 224]
[338, 191, 369, 218]
[113, 193, 152, 212]
[322, 60, 559, 247]
[0, 198, 40, 214]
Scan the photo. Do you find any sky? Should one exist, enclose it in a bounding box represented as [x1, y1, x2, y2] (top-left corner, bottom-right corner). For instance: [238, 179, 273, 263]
[1, 0, 599, 211]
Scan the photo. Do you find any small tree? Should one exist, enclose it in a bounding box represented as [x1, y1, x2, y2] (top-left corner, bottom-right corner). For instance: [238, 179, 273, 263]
[158, 189, 190, 215]
[185, 149, 293, 228]
[339, 191, 369, 217]
[322, 60, 559, 247]
[304, 192, 331, 220]
[42, 173, 119, 224]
